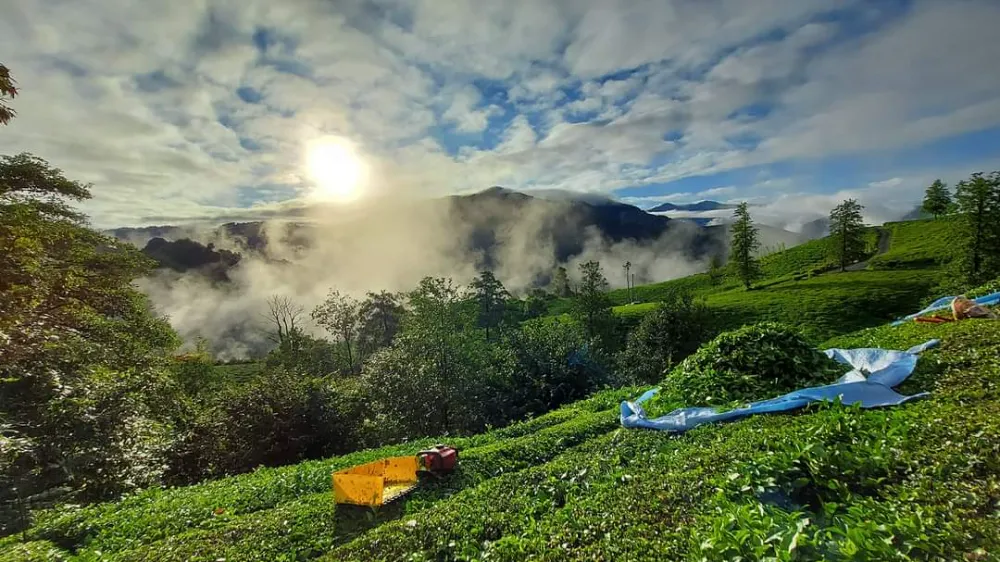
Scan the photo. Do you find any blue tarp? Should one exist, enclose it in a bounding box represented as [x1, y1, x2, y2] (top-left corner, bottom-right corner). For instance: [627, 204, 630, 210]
[620, 340, 939, 432]
[891, 290, 1000, 325]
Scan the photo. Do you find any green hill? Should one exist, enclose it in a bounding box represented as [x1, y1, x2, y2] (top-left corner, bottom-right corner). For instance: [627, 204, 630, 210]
[5, 317, 999, 561]
[7, 216, 995, 561]
[556, 219, 957, 342]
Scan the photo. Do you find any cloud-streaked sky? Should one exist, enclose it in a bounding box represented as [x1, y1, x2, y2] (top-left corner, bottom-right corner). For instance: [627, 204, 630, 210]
[3, 0, 1000, 227]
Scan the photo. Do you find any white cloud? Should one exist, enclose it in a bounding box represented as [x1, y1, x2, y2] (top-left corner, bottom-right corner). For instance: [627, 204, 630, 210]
[1, 0, 998, 227]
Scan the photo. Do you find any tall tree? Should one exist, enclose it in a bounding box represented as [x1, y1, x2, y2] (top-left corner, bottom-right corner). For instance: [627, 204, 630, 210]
[955, 172, 1000, 284]
[571, 260, 615, 347]
[312, 290, 361, 374]
[0, 64, 16, 126]
[707, 254, 724, 285]
[829, 199, 867, 272]
[262, 295, 305, 353]
[1, 153, 181, 509]
[357, 290, 404, 360]
[550, 266, 572, 297]
[922, 179, 952, 218]
[469, 270, 509, 341]
[728, 202, 761, 289]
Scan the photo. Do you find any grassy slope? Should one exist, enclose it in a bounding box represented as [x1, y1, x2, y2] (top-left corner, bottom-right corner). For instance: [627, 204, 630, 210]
[15, 318, 994, 561]
[868, 216, 962, 269]
[601, 222, 949, 342]
[6, 217, 985, 561]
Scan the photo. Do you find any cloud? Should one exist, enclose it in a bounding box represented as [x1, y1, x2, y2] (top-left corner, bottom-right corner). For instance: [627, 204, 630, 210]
[0, 0, 998, 230]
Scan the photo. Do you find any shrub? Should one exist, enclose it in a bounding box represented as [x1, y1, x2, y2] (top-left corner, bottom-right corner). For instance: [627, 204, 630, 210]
[505, 319, 614, 418]
[616, 291, 713, 385]
[165, 370, 364, 483]
[647, 322, 842, 414]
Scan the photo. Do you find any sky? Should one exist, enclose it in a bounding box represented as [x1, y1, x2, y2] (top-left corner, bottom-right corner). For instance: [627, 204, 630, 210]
[2, 0, 1000, 228]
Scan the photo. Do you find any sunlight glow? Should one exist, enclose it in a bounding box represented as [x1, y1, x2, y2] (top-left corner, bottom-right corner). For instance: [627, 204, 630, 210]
[306, 136, 367, 202]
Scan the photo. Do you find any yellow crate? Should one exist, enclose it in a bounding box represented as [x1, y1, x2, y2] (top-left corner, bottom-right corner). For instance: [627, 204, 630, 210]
[332, 456, 420, 506]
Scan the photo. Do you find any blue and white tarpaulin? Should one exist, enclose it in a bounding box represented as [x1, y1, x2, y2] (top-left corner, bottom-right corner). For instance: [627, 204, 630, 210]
[891, 290, 1000, 325]
[620, 340, 939, 432]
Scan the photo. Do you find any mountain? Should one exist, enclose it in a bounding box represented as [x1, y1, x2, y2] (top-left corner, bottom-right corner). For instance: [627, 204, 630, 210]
[647, 200, 737, 213]
[142, 237, 242, 281]
[799, 217, 830, 239]
[111, 187, 723, 280]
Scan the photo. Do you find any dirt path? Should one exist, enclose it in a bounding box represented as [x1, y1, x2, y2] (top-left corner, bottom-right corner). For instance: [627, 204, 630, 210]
[845, 227, 891, 271]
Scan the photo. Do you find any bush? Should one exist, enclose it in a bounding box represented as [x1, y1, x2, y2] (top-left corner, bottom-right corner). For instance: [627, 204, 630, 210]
[165, 370, 364, 483]
[616, 291, 713, 385]
[647, 322, 842, 414]
[505, 319, 614, 417]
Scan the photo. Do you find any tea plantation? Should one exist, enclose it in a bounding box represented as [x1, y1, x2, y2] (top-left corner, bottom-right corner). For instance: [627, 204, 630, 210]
[6, 217, 1000, 561]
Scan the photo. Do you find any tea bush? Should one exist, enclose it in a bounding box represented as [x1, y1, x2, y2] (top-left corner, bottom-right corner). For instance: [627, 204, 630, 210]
[83, 410, 619, 561]
[10, 300, 1000, 562]
[645, 322, 843, 415]
[23, 402, 607, 556]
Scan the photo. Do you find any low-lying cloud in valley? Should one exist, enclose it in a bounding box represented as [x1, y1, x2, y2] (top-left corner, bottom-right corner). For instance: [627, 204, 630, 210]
[134, 192, 711, 358]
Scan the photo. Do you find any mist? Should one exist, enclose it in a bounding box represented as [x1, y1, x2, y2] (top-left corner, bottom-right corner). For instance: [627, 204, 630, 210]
[135, 194, 711, 359]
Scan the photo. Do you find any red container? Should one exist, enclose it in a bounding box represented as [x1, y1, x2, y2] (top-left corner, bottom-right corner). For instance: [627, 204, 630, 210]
[417, 445, 458, 473]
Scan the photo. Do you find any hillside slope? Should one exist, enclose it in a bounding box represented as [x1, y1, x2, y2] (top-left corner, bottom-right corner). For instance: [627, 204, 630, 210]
[5, 317, 999, 561]
[552, 219, 949, 342]
[3, 216, 995, 562]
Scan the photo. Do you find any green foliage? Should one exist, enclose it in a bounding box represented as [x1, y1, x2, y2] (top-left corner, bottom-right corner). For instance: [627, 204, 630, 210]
[357, 290, 404, 360]
[12, 318, 1000, 561]
[0, 64, 16, 126]
[647, 323, 842, 414]
[468, 270, 509, 340]
[868, 216, 961, 270]
[617, 291, 714, 385]
[1, 153, 182, 519]
[505, 319, 613, 416]
[759, 236, 835, 278]
[955, 171, 1000, 284]
[312, 289, 361, 374]
[0, 540, 68, 562]
[570, 260, 617, 349]
[922, 178, 953, 218]
[550, 266, 572, 297]
[165, 369, 365, 484]
[728, 202, 762, 289]
[361, 277, 511, 438]
[707, 253, 724, 285]
[828, 199, 867, 271]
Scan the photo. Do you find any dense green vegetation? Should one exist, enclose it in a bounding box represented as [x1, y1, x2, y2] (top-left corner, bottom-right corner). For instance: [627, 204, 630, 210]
[869, 217, 961, 270]
[15, 316, 996, 561]
[646, 322, 843, 415]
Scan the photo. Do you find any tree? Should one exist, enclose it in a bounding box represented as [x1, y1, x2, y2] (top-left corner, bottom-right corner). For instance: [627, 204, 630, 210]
[263, 295, 305, 353]
[522, 288, 550, 319]
[922, 179, 952, 218]
[1, 153, 181, 512]
[829, 199, 867, 272]
[728, 202, 761, 289]
[469, 270, 509, 341]
[571, 261, 616, 349]
[362, 277, 513, 437]
[550, 266, 572, 297]
[312, 290, 361, 374]
[357, 290, 404, 361]
[955, 172, 1000, 284]
[0, 64, 16, 126]
[707, 254, 724, 285]
[618, 291, 714, 385]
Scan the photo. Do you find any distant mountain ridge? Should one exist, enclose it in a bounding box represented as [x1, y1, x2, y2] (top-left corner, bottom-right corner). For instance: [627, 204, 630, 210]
[647, 200, 738, 213]
[111, 188, 725, 281]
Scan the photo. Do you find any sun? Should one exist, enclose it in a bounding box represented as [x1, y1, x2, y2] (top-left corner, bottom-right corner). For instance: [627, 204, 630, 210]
[305, 136, 367, 202]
